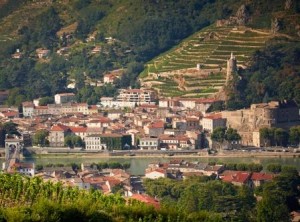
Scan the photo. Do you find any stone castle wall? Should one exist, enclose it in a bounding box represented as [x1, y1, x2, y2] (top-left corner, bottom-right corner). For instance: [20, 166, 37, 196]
[222, 101, 300, 146]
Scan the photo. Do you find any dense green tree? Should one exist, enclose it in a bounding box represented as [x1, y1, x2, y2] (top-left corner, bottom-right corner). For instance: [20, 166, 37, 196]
[35, 164, 43, 171]
[206, 101, 225, 112]
[289, 126, 300, 147]
[2, 122, 20, 136]
[115, 62, 144, 89]
[256, 184, 290, 222]
[111, 184, 124, 194]
[38, 96, 54, 106]
[73, 136, 84, 147]
[143, 178, 176, 199]
[108, 162, 122, 169]
[5, 88, 27, 106]
[33, 130, 49, 147]
[70, 163, 80, 171]
[276, 166, 300, 211]
[274, 128, 288, 146]
[211, 127, 241, 150]
[75, 6, 105, 40]
[122, 162, 131, 169]
[225, 128, 241, 144]
[225, 163, 263, 172]
[28, 7, 62, 48]
[238, 185, 256, 212]
[266, 163, 282, 174]
[64, 135, 73, 148]
[211, 127, 226, 149]
[225, 163, 237, 170]
[260, 127, 271, 147]
[257, 166, 300, 221]
[247, 163, 263, 172]
[236, 163, 248, 171]
[259, 127, 290, 147]
[0, 0, 299, 108]
[64, 135, 83, 148]
[232, 43, 300, 107]
[97, 162, 109, 170]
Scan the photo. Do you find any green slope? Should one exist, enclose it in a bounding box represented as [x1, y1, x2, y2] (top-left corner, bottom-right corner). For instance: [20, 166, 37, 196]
[140, 24, 275, 98]
[0, 0, 300, 105]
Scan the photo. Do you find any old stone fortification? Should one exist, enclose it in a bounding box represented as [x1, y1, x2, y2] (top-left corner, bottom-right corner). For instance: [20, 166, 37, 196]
[222, 101, 300, 146]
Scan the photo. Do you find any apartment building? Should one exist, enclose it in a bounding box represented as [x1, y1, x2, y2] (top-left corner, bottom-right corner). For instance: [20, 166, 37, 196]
[54, 93, 76, 104]
[117, 89, 156, 104]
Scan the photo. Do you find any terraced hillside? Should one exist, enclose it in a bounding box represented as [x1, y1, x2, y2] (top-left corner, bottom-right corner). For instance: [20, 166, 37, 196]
[140, 24, 274, 98]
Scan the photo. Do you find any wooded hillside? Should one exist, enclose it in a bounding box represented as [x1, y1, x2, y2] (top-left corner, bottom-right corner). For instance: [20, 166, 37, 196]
[0, 0, 299, 106]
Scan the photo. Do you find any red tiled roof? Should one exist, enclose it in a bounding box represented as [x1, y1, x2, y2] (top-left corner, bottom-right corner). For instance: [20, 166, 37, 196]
[139, 104, 158, 108]
[86, 127, 102, 133]
[13, 162, 34, 168]
[204, 114, 223, 120]
[98, 117, 111, 123]
[76, 103, 88, 106]
[104, 177, 122, 187]
[110, 169, 124, 175]
[70, 126, 87, 133]
[83, 176, 105, 184]
[100, 184, 110, 194]
[222, 171, 251, 184]
[251, 172, 274, 181]
[159, 134, 176, 140]
[51, 124, 69, 131]
[149, 121, 164, 129]
[99, 133, 123, 138]
[90, 117, 111, 123]
[35, 106, 48, 110]
[22, 102, 34, 107]
[146, 168, 166, 174]
[159, 134, 189, 142]
[186, 117, 198, 121]
[130, 194, 160, 209]
[89, 105, 98, 110]
[169, 159, 183, 165]
[2, 111, 18, 117]
[104, 74, 117, 80]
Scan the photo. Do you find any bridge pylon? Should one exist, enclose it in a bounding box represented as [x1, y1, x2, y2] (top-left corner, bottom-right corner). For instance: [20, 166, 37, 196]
[3, 134, 23, 172]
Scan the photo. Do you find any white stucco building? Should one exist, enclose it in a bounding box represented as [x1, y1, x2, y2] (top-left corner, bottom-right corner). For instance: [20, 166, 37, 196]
[85, 135, 107, 150]
[54, 93, 76, 104]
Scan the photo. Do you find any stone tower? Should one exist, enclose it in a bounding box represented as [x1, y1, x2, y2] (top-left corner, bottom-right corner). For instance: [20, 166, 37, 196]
[226, 52, 237, 82]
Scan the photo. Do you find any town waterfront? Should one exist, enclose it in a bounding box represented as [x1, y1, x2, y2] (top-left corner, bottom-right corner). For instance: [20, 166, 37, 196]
[2, 156, 300, 175]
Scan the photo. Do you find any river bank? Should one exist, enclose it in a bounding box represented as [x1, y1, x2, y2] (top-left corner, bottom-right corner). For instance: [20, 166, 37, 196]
[26, 151, 300, 159]
[1, 152, 300, 175]
[1, 150, 300, 159]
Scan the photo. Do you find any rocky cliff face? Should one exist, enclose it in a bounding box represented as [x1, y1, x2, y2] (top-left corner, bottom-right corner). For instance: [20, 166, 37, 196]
[235, 4, 250, 25]
[216, 4, 250, 27]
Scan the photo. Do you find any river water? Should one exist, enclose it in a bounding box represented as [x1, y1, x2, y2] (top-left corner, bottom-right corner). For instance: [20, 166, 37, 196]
[2, 156, 300, 175]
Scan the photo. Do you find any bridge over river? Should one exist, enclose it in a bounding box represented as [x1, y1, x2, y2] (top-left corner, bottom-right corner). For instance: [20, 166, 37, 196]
[3, 135, 23, 173]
